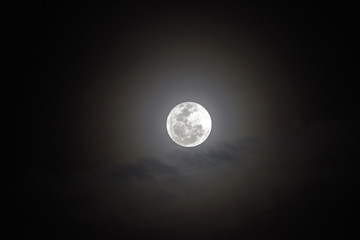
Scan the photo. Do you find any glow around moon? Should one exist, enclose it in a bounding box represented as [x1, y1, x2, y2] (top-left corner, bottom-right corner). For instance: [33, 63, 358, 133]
[166, 102, 212, 147]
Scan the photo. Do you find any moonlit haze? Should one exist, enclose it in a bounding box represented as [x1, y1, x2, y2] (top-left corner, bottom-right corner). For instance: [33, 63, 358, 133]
[17, 3, 357, 240]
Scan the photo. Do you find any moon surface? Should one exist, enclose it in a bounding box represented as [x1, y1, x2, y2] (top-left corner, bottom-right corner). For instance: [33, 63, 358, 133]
[166, 102, 212, 147]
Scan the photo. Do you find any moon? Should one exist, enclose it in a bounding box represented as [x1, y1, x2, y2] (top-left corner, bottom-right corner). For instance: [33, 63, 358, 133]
[166, 102, 212, 147]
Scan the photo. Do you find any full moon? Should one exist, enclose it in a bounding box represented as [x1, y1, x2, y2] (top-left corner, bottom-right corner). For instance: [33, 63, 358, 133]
[166, 102, 212, 147]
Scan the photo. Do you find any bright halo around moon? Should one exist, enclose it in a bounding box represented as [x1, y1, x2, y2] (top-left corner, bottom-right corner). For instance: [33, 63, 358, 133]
[166, 102, 212, 147]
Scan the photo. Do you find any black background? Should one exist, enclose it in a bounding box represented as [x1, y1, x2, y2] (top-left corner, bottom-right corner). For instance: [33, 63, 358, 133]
[14, 2, 358, 239]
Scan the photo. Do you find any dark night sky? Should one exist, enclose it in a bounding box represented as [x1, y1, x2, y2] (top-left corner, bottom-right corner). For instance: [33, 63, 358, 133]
[15, 2, 358, 239]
